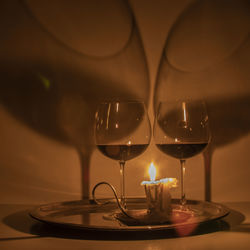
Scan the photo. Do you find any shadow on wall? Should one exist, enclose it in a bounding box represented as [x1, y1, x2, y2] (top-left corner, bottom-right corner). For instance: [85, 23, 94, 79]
[0, 0, 150, 198]
[154, 0, 250, 200]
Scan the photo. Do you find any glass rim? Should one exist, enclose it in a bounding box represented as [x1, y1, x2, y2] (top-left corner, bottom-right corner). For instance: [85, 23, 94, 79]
[158, 99, 207, 105]
[97, 99, 147, 105]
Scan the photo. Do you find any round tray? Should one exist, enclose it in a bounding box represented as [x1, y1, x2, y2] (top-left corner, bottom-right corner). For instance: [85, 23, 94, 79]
[29, 198, 229, 232]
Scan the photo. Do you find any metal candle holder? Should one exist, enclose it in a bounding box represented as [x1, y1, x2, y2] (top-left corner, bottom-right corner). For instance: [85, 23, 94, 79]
[143, 179, 173, 221]
[92, 178, 177, 225]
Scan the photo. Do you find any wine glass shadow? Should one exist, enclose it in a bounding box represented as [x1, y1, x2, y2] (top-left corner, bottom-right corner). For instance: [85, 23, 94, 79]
[203, 95, 250, 201]
[153, 0, 250, 201]
[0, 66, 139, 199]
[0, 0, 150, 199]
[163, 0, 250, 73]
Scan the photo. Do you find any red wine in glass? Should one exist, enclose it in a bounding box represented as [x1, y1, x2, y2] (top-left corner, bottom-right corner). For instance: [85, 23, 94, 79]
[95, 101, 151, 208]
[154, 101, 210, 210]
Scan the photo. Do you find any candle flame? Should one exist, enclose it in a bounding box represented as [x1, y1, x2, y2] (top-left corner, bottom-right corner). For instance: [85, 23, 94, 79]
[141, 162, 178, 186]
[148, 162, 156, 182]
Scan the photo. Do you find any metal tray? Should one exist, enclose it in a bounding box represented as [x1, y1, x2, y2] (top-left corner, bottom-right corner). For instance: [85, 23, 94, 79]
[29, 198, 229, 232]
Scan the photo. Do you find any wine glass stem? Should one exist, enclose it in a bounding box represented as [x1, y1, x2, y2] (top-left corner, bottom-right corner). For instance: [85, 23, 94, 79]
[180, 159, 186, 207]
[119, 160, 126, 209]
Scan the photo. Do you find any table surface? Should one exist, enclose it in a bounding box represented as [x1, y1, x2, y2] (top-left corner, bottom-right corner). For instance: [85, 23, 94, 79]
[0, 201, 250, 250]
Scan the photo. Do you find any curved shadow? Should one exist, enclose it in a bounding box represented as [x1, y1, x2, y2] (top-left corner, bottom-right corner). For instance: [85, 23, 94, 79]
[164, 0, 250, 72]
[22, 0, 135, 59]
[0, 63, 137, 198]
[0, 0, 150, 199]
[153, 0, 250, 201]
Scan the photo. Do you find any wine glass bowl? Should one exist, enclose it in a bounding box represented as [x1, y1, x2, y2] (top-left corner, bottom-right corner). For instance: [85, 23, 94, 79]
[95, 100, 151, 208]
[154, 100, 210, 210]
[95, 101, 147, 146]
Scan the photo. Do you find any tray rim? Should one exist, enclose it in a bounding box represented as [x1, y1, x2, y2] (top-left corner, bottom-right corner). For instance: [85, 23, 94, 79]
[29, 198, 230, 232]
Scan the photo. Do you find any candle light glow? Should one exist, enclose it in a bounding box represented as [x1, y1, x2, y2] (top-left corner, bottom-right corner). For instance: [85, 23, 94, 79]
[141, 162, 177, 187]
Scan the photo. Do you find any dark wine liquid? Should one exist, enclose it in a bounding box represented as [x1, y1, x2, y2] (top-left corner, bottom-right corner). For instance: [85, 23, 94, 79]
[156, 143, 208, 159]
[97, 144, 148, 161]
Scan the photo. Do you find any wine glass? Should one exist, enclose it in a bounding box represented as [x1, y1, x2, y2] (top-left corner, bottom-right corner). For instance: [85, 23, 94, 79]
[95, 100, 151, 208]
[154, 100, 210, 210]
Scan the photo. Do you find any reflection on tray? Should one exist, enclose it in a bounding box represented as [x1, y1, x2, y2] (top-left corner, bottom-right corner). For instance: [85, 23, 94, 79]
[115, 208, 192, 226]
[30, 198, 230, 232]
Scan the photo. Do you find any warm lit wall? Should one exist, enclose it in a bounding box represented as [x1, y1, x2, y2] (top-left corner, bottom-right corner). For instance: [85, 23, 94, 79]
[0, 0, 249, 204]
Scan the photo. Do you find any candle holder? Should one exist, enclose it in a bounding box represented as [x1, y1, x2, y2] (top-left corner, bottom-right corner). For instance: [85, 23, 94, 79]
[142, 178, 177, 222]
[92, 177, 177, 226]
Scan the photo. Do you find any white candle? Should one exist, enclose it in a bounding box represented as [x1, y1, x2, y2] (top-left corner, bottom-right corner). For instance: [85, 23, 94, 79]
[141, 163, 177, 222]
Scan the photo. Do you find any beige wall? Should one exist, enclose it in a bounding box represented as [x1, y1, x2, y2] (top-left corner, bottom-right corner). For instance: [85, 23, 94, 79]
[0, 0, 249, 204]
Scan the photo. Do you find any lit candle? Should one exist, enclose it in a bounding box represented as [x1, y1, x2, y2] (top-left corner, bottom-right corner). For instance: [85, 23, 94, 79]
[141, 162, 177, 222]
